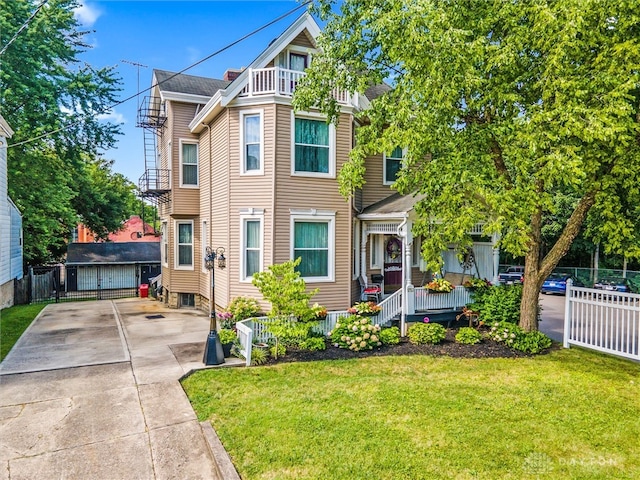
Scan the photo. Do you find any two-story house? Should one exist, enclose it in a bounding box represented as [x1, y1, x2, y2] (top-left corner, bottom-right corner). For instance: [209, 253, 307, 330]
[138, 13, 500, 315]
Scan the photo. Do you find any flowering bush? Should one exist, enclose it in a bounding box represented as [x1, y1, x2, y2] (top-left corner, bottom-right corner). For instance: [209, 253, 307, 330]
[216, 311, 235, 329]
[228, 296, 261, 321]
[408, 322, 446, 344]
[311, 302, 328, 319]
[426, 278, 455, 293]
[329, 314, 382, 351]
[487, 321, 524, 347]
[462, 277, 492, 289]
[347, 301, 382, 315]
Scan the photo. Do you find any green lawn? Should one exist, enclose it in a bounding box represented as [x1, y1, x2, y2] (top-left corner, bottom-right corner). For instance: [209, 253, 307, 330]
[0, 303, 46, 360]
[182, 348, 640, 480]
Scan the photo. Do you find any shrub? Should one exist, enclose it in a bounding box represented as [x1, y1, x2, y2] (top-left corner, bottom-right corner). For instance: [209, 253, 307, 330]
[300, 337, 327, 351]
[330, 315, 382, 351]
[408, 323, 446, 345]
[379, 327, 401, 345]
[250, 345, 268, 365]
[228, 296, 261, 321]
[218, 328, 237, 345]
[455, 327, 482, 345]
[513, 331, 553, 354]
[471, 285, 523, 324]
[269, 343, 286, 359]
[487, 321, 524, 347]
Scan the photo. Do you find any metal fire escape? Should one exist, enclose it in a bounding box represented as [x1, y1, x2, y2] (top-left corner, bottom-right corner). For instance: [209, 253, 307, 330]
[137, 95, 170, 205]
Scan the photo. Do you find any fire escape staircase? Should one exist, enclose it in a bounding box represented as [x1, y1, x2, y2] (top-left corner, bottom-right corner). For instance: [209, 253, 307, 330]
[137, 96, 170, 205]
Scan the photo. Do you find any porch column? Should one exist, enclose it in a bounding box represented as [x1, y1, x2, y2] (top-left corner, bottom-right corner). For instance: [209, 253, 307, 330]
[361, 226, 368, 283]
[492, 233, 500, 284]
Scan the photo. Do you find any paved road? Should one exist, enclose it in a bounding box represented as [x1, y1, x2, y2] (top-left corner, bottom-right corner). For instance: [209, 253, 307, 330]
[0, 298, 240, 480]
[538, 293, 566, 342]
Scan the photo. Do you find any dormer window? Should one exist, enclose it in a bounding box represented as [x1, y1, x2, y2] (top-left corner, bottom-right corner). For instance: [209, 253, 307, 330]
[289, 52, 307, 72]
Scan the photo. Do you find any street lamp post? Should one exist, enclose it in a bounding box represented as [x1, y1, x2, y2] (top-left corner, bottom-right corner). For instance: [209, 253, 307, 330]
[203, 246, 226, 365]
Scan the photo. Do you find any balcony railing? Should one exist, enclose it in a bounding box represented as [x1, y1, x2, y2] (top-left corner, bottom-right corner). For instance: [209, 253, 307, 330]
[137, 96, 166, 129]
[138, 169, 171, 197]
[239, 67, 350, 104]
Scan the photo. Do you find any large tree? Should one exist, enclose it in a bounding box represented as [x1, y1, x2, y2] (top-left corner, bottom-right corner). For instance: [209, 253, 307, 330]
[1, 0, 129, 264]
[294, 0, 640, 331]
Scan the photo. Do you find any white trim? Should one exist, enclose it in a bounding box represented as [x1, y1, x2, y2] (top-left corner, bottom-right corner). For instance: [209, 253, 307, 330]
[239, 210, 264, 282]
[160, 91, 212, 104]
[174, 220, 194, 270]
[352, 219, 360, 280]
[370, 234, 382, 269]
[290, 211, 335, 282]
[239, 109, 264, 175]
[290, 111, 336, 178]
[161, 221, 168, 267]
[179, 139, 199, 188]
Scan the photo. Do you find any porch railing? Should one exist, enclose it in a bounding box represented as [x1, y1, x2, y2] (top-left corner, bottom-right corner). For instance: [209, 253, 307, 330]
[414, 286, 473, 311]
[375, 289, 402, 326]
[236, 321, 253, 367]
[239, 67, 349, 103]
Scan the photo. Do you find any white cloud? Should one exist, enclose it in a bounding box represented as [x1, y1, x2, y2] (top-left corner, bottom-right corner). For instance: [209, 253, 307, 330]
[74, 2, 101, 27]
[97, 109, 126, 124]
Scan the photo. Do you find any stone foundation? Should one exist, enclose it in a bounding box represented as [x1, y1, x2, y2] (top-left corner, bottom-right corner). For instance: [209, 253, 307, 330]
[1, 280, 14, 309]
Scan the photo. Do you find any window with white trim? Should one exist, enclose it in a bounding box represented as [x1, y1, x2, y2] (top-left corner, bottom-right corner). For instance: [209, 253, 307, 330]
[161, 222, 168, 266]
[291, 211, 335, 281]
[292, 113, 335, 176]
[180, 140, 198, 186]
[176, 221, 194, 269]
[370, 235, 381, 269]
[384, 147, 404, 185]
[240, 210, 264, 281]
[240, 111, 263, 174]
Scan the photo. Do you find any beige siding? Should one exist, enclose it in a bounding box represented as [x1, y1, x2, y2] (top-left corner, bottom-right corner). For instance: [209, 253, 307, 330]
[169, 102, 200, 216]
[291, 30, 315, 49]
[362, 153, 395, 208]
[272, 104, 354, 311]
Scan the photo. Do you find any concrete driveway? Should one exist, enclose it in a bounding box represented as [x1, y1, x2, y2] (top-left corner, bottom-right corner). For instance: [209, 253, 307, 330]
[0, 298, 240, 480]
[538, 293, 566, 342]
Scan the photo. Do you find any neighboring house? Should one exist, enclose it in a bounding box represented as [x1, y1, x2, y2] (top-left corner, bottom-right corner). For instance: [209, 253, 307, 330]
[0, 114, 23, 309]
[65, 242, 160, 293]
[72, 215, 161, 243]
[138, 13, 499, 313]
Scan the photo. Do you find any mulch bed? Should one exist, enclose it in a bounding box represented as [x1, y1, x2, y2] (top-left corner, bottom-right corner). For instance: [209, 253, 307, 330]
[265, 327, 560, 365]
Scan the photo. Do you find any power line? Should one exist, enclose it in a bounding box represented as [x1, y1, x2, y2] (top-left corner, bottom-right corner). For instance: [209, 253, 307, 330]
[0, 0, 49, 57]
[8, 0, 312, 149]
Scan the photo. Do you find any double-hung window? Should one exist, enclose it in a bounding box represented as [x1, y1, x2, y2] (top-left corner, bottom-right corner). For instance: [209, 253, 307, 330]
[176, 221, 194, 269]
[291, 210, 335, 281]
[180, 140, 198, 187]
[384, 147, 404, 185]
[161, 222, 168, 266]
[292, 114, 334, 176]
[240, 209, 264, 281]
[240, 111, 263, 174]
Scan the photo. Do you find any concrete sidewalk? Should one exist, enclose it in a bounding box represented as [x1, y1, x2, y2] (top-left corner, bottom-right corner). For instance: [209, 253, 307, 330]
[0, 298, 242, 480]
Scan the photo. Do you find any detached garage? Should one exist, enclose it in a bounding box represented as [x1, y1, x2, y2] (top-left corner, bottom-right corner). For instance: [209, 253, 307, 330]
[66, 242, 160, 297]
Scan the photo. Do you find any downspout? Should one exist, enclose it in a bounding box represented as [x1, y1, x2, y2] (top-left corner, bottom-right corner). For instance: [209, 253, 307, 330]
[202, 122, 212, 310]
[226, 109, 231, 306]
[271, 105, 276, 265]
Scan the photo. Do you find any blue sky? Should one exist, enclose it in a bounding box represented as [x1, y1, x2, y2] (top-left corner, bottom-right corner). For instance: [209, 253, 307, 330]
[74, 1, 315, 183]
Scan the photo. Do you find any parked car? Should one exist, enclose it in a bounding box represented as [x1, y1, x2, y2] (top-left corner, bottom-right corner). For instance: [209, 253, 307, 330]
[541, 273, 580, 295]
[498, 266, 524, 285]
[593, 277, 631, 293]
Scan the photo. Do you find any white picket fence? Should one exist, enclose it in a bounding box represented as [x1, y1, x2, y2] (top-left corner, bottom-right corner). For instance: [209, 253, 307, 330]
[564, 280, 640, 361]
[414, 287, 473, 311]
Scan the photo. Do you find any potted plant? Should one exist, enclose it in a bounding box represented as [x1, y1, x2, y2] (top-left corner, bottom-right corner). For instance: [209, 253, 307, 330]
[311, 302, 328, 320]
[347, 301, 382, 316]
[218, 328, 237, 358]
[426, 278, 455, 293]
[462, 277, 491, 290]
[216, 311, 235, 330]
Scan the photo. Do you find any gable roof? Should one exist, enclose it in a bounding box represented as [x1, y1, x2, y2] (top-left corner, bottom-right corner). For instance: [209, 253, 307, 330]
[66, 242, 160, 265]
[358, 192, 426, 220]
[154, 69, 229, 96]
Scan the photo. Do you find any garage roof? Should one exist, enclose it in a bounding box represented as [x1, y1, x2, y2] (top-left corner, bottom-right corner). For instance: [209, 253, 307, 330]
[66, 242, 160, 265]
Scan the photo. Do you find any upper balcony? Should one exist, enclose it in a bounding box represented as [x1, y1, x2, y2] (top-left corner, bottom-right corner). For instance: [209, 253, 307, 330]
[138, 168, 171, 200]
[137, 96, 166, 129]
[238, 67, 350, 104]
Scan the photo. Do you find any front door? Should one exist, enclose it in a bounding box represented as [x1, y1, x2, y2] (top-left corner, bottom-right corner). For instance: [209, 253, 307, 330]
[383, 236, 402, 294]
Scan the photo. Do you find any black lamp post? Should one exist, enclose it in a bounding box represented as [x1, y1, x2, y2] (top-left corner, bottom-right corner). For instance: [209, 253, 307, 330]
[203, 246, 226, 365]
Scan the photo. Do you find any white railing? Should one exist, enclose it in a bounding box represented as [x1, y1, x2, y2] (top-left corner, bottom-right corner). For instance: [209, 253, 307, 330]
[414, 287, 473, 311]
[239, 67, 349, 103]
[235, 320, 253, 367]
[376, 289, 402, 326]
[564, 281, 640, 361]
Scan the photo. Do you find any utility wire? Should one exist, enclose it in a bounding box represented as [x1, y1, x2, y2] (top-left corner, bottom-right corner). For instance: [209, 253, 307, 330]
[0, 0, 49, 57]
[8, 0, 312, 149]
